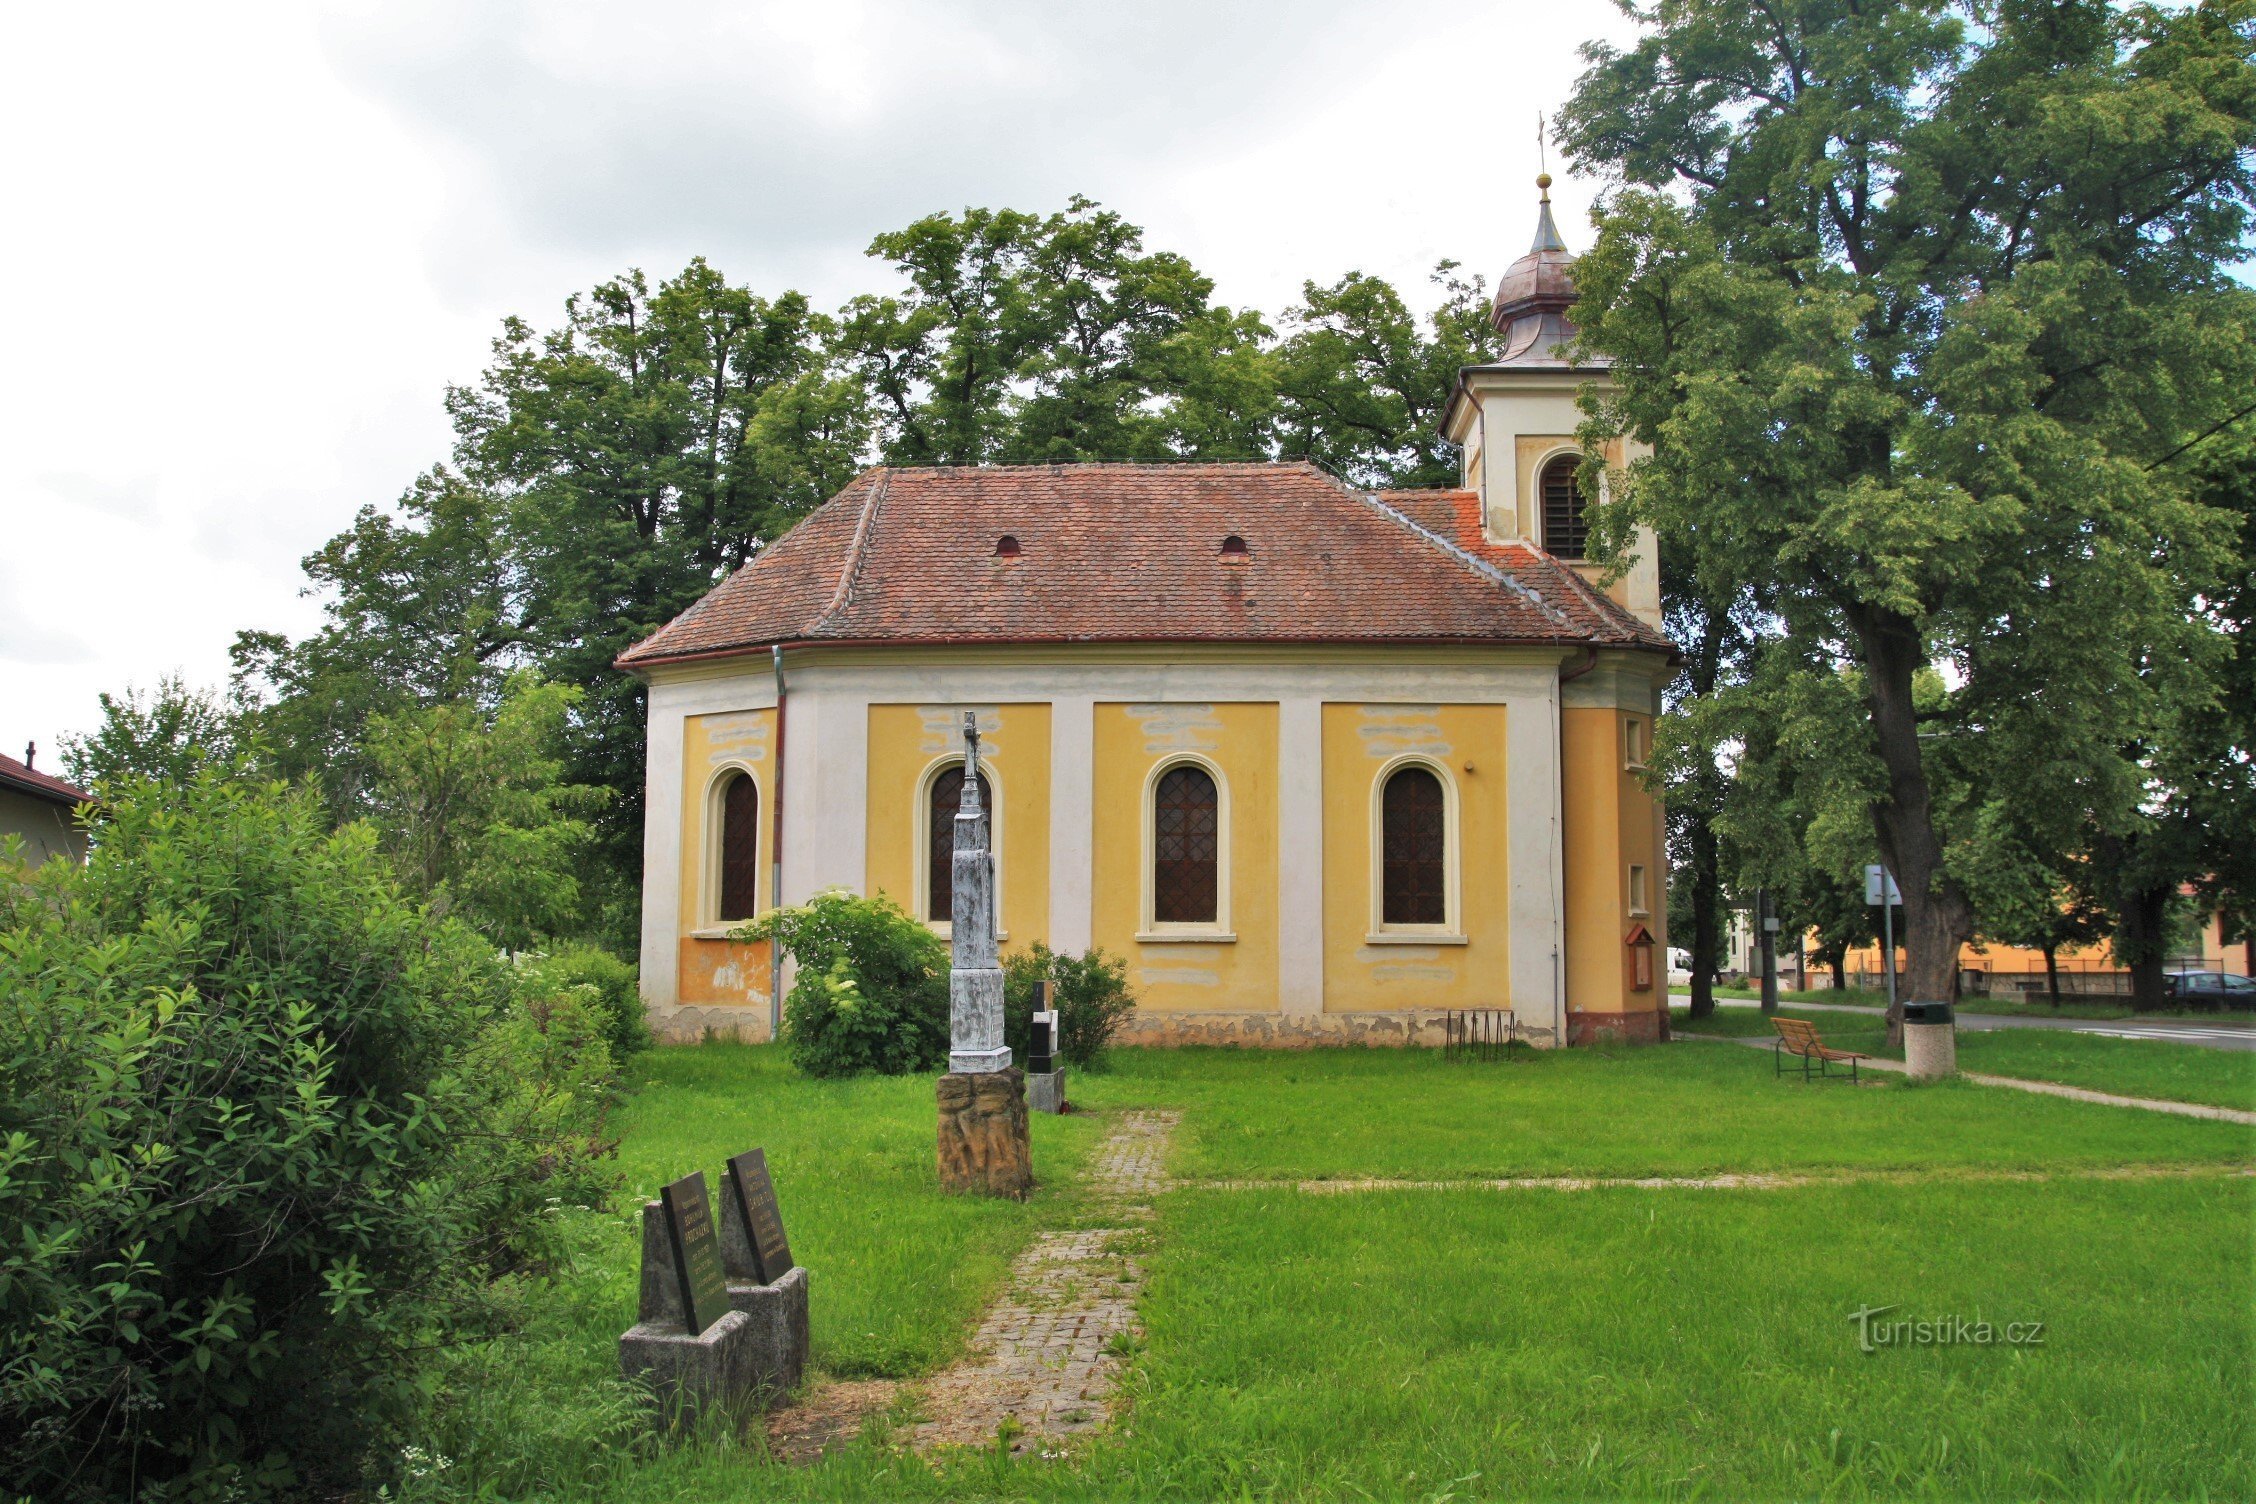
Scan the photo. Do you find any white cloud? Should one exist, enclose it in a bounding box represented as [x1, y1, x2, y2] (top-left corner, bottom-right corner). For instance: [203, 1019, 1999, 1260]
[2, 0, 1627, 748]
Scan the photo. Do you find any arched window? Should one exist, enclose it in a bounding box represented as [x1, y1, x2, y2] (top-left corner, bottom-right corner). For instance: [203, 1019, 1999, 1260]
[1380, 765, 1447, 926]
[717, 770, 760, 922]
[1540, 454, 1588, 560]
[1151, 764, 1220, 924]
[926, 765, 993, 922]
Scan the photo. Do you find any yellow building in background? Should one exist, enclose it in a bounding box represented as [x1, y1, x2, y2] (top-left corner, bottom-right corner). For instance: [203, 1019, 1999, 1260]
[620, 184, 1676, 1048]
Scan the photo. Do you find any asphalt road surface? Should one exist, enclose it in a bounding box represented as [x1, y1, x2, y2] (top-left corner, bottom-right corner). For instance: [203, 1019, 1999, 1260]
[1672, 994, 2256, 1053]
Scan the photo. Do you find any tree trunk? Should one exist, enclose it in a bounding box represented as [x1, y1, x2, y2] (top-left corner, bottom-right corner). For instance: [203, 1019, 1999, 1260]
[1686, 801, 1721, 1021]
[1826, 943, 1847, 988]
[2042, 943, 2060, 1008]
[1853, 607, 1978, 1049]
[2116, 883, 2172, 1014]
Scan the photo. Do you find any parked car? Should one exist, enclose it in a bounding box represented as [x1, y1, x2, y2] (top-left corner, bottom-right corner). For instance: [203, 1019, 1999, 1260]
[2162, 972, 2256, 1011]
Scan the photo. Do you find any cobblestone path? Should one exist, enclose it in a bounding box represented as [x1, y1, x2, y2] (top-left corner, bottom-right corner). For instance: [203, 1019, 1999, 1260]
[914, 1110, 1178, 1452]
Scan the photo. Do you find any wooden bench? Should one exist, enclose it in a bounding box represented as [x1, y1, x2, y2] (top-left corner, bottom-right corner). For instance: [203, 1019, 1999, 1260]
[1772, 1016, 1867, 1082]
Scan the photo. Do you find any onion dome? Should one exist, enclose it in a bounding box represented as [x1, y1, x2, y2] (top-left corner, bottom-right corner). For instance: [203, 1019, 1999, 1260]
[1488, 174, 1601, 370]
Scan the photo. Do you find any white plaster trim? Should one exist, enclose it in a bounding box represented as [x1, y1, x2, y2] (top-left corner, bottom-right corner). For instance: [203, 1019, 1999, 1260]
[1049, 696, 1095, 954]
[1366, 753, 1463, 939]
[1136, 930, 1238, 945]
[912, 753, 1003, 939]
[1139, 752, 1232, 938]
[1506, 679, 1566, 1037]
[1275, 697, 1324, 1018]
[638, 693, 688, 1013]
[1364, 932, 1469, 946]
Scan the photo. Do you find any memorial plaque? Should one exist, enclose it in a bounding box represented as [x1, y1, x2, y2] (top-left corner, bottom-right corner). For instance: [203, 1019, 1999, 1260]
[1028, 1016, 1054, 1075]
[660, 1171, 733, 1336]
[726, 1149, 795, 1284]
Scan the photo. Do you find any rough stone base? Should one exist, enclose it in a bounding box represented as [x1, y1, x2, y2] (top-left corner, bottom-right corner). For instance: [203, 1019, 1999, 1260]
[1028, 1067, 1067, 1114]
[1905, 1022, 1958, 1081]
[937, 1069, 1033, 1198]
[1117, 1008, 1571, 1050]
[619, 1309, 758, 1428]
[647, 1003, 774, 1045]
[726, 1266, 811, 1403]
[1566, 1008, 1666, 1047]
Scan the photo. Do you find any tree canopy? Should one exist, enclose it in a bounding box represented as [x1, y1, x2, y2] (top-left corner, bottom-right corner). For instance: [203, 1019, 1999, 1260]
[1561, 0, 2256, 1013]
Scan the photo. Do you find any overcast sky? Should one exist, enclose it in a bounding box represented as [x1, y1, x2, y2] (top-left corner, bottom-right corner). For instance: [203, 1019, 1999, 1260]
[3, 0, 1634, 758]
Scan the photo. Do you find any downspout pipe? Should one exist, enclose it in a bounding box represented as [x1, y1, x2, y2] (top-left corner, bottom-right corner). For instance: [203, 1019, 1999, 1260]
[770, 644, 786, 1040]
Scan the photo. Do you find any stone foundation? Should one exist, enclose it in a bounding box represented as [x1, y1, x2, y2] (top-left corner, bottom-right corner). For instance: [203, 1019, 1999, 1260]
[937, 1069, 1033, 1198]
[1565, 1007, 1665, 1046]
[1028, 1067, 1067, 1114]
[647, 1004, 774, 1045]
[1117, 1008, 1573, 1049]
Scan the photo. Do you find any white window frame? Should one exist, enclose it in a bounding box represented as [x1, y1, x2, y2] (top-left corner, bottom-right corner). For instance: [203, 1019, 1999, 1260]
[1367, 754, 1466, 944]
[1137, 753, 1234, 943]
[693, 762, 764, 937]
[914, 755, 1003, 940]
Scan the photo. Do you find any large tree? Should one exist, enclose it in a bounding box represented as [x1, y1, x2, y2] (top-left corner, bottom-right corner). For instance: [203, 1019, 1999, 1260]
[1562, 0, 2256, 1012]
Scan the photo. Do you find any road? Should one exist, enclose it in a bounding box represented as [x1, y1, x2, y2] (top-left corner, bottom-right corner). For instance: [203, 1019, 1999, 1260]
[1671, 994, 2256, 1053]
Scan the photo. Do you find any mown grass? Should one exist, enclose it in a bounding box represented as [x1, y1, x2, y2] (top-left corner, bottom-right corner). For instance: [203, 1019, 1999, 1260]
[1104, 1176, 2254, 1501]
[1674, 1005, 2256, 1112]
[1953, 1029, 2256, 1112]
[1082, 1041, 2251, 1180]
[1701, 982, 2243, 1022]
[400, 1044, 2255, 1502]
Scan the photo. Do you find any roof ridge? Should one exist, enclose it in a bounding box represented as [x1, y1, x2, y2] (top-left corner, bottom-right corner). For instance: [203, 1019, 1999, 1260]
[1334, 478, 1579, 633]
[812, 468, 891, 633]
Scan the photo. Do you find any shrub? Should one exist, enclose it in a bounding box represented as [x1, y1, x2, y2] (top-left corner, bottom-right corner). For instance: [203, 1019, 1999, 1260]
[1003, 943, 1139, 1069]
[0, 764, 617, 1500]
[517, 942, 648, 1060]
[744, 889, 948, 1077]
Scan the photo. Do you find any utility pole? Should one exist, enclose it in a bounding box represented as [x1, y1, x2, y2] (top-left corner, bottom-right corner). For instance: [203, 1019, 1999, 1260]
[1758, 886, 1780, 1014]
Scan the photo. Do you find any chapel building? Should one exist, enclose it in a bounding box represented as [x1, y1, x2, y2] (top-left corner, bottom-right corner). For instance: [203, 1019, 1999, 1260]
[619, 180, 1676, 1047]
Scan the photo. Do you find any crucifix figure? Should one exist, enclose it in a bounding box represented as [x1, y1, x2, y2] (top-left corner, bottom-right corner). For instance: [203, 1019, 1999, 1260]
[946, 710, 1009, 1073]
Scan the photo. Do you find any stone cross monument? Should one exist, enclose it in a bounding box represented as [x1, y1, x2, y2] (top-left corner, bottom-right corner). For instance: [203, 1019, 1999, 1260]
[934, 711, 1032, 1196]
[947, 714, 1011, 1073]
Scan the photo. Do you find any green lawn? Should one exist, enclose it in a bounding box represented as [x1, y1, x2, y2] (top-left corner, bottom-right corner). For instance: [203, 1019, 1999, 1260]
[406, 1043, 2256, 1502]
[1954, 1029, 2256, 1112]
[1702, 981, 2252, 1023]
[1674, 1005, 2256, 1113]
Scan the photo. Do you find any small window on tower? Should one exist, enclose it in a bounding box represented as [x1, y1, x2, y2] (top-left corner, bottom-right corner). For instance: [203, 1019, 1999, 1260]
[1629, 863, 1650, 917]
[1540, 454, 1589, 560]
[1624, 717, 1647, 770]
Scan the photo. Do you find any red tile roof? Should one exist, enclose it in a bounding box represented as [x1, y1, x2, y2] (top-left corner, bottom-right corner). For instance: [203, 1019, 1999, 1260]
[1374, 487, 1666, 647]
[0, 751, 91, 807]
[618, 463, 1672, 668]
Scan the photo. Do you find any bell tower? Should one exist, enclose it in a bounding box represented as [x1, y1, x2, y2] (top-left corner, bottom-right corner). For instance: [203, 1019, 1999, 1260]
[1438, 176, 1660, 629]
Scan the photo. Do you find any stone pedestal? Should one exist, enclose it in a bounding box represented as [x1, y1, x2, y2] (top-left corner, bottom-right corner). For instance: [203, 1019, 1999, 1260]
[937, 1067, 1033, 1198]
[619, 1309, 757, 1428]
[726, 1267, 810, 1401]
[1028, 1066, 1067, 1115]
[622, 1199, 800, 1424]
[1904, 1022, 1958, 1081]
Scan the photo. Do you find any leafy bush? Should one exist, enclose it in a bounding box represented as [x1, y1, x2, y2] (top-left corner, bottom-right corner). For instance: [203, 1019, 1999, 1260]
[517, 942, 648, 1060]
[1004, 942, 1139, 1069]
[744, 889, 948, 1077]
[0, 764, 618, 1500]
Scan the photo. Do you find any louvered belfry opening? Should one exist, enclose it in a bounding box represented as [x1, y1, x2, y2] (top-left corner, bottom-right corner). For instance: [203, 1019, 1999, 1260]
[718, 771, 760, 921]
[1381, 766, 1447, 925]
[1152, 764, 1220, 924]
[1540, 454, 1589, 560]
[927, 766, 992, 922]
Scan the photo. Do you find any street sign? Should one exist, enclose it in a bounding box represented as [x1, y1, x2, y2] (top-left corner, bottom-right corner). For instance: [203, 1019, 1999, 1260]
[1864, 864, 1901, 906]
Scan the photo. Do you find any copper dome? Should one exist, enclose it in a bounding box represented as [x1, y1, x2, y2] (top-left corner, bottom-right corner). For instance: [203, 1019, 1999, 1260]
[1487, 176, 1603, 370]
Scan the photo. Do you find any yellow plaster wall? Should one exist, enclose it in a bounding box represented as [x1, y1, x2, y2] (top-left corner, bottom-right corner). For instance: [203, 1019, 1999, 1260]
[1320, 703, 1511, 1012]
[678, 709, 774, 1012]
[865, 703, 1052, 947]
[1561, 706, 1664, 1018]
[1092, 702, 1278, 1011]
